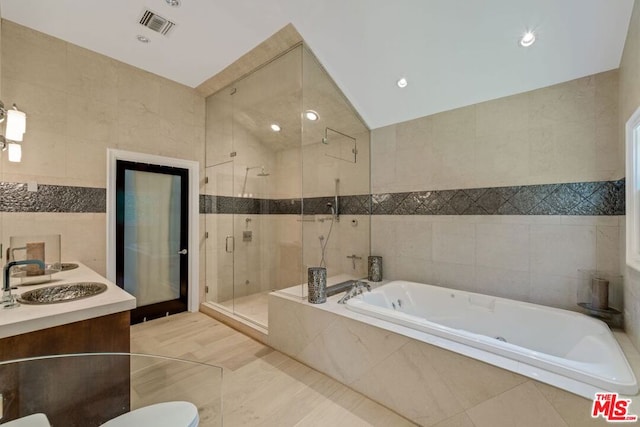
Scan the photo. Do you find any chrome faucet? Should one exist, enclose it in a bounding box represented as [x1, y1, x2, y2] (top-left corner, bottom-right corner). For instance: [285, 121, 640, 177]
[3, 259, 45, 309]
[337, 281, 371, 304]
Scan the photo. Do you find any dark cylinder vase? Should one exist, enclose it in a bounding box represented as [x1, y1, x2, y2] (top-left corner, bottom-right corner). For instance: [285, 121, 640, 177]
[591, 276, 609, 310]
[308, 267, 327, 304]
[368, 256, 383, 282]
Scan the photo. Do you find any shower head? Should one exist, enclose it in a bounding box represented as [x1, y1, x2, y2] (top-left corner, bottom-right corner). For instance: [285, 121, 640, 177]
[247, 165, 270, 176]
[322, 137, 329, 144]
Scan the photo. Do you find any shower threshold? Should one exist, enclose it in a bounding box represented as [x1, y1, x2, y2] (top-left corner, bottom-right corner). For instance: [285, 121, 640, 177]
[201, 292, 269, 344]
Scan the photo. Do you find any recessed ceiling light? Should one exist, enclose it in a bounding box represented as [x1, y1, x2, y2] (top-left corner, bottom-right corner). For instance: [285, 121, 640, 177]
[397, 78, 408, 88]
[305, 110, 319, 121]
[166, 0, 181, 6]
[270, 123, 281, 132]
[520, 31, 536, 47]
[136, 35, 150, 43]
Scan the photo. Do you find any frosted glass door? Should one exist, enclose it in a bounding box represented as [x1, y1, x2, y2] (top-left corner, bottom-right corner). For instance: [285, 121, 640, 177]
[116, 161, 188, 324]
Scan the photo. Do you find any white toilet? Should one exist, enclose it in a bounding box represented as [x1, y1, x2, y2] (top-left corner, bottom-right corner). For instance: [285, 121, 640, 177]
[2, 413, 51, 427]
[102, 401, 199, 427]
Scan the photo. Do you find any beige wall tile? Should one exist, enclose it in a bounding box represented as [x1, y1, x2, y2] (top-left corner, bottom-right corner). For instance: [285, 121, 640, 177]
[430, 261, 475, 291]
[352, 340, 464, 426]
[2, 130, 67, 180]
[620, 0, 640, 352]
[374, 216, 617, 309]
[530, 224, 596, 277]
[597, 225, 621, 274]
[529, 273, 580, 309]
[116, 98, 161, 151]
[116, 64, 160, 113]
[0, 21, 205, 286]
[476, 223, 529, 272]
[268, 295, 339, 357]
[66, 94, 117, 143]
[395, 147, 426, 189]
[467, 382, 568, 427]
[475, 131, 529, 186]
[432, 222, 475, 265]
[395, 218, 433, 259]
[371, 123, 396, 154]
[426, 342, 527, 409]
[529, 75, 595, 127]
[2, 20, 67, 90]
[66, 43, 118, 105]
[297, 315, 409, 385]
[475, 93, 529, 137]
[474, 266, 530, 301]
[65, 137, 108, 187]
[396, 116, 432, 150]
[371, 69, 620, 193]
[2, 77, 67, 135]
[595, 69, 619, 126]
[158, 80, 197, 127]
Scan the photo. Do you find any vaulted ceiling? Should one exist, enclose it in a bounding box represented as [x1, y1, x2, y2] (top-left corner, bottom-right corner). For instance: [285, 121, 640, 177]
[0, 0, 634, 129]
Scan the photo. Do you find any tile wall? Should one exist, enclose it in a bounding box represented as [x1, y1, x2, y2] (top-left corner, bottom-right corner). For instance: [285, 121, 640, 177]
[0, 20, 206, 276]
[372, 215, 620, 310]
[620, 0, 640, 351]
[369, 69, 623, 313]
[372, 69, 620, 195]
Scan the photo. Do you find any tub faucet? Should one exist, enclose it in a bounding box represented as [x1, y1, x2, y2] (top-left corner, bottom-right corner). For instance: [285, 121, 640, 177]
[3, 259, 45, 309]
[338, 281, 371, 304]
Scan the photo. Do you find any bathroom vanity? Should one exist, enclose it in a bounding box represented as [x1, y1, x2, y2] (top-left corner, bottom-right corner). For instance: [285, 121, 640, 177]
[0, 263, 136, 425]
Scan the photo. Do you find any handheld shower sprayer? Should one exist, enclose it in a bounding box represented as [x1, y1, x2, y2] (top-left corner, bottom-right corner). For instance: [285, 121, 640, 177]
[327, 202, 335, 216]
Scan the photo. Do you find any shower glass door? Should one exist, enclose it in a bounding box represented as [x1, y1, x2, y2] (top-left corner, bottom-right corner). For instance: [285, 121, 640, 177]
[205, 161, 235, 313]
[204, 45, 305, 328]
[204, 86, 236, 315]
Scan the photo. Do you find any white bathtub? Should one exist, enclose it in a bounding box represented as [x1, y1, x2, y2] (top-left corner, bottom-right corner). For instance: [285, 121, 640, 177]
[346, 280, 638, 397]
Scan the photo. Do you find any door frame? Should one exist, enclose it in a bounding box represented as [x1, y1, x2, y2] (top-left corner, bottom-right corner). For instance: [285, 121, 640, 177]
[106, 149, 200, 312]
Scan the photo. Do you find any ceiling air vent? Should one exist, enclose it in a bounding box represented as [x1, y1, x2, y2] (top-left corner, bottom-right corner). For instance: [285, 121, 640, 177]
[139, 9, 175, 36]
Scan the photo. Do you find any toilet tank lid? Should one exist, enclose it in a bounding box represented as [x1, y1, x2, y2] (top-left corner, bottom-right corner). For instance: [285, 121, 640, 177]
[102, 401, 199, 427]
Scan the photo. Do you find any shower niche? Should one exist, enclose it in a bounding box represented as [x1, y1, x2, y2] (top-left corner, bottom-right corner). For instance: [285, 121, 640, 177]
[204, 44, 370, 328]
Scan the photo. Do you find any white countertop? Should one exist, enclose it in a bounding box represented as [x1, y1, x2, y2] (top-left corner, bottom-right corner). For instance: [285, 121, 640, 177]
[0, 263, 136, 339]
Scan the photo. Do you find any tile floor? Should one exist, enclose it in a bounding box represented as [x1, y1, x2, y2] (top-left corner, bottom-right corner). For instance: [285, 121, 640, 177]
[130, 312, 415, 426]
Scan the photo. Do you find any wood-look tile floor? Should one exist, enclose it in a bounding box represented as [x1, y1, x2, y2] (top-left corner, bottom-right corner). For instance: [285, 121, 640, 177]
[131, 312, 416, 427]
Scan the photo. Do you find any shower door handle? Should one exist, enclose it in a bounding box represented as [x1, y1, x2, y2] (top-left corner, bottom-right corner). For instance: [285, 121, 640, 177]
[178, 249, 188, 255]
[225, 236, 234, 253]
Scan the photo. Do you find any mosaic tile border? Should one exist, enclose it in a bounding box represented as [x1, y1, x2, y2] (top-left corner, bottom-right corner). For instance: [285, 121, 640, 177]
[199, 195, 367, 215]
[0, 179, 625, 215]
[371, 179, 625, 216]
[0, 182, 106, 213]
[202, 180, 624, 216]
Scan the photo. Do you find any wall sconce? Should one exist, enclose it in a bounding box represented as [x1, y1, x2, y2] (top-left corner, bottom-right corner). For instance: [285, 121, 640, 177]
[0, 101, 26, 163]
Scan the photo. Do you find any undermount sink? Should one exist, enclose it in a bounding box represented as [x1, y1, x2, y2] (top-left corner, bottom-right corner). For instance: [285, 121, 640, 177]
[60, 262, 79, 271]
[17, 282, 108, 304]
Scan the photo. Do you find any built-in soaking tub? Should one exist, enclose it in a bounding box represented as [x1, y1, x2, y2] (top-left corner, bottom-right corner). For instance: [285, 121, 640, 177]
[345, 280, 638, 398]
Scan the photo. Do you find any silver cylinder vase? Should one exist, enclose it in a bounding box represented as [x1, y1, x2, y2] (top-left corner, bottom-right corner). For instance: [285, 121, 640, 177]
[307, 267, 327, 304]
[368, 256, 383, 282]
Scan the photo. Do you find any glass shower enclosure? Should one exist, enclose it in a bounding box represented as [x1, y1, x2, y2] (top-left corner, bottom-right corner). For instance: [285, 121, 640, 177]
[204, 44, 370, 329]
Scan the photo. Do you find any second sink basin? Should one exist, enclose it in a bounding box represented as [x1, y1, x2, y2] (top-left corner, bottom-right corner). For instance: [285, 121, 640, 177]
[18, 282, 108, 304]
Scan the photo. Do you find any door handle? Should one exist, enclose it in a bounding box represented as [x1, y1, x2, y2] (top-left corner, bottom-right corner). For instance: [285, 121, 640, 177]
[225, 236, 234, 253]
[178, 249, 188, 255]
